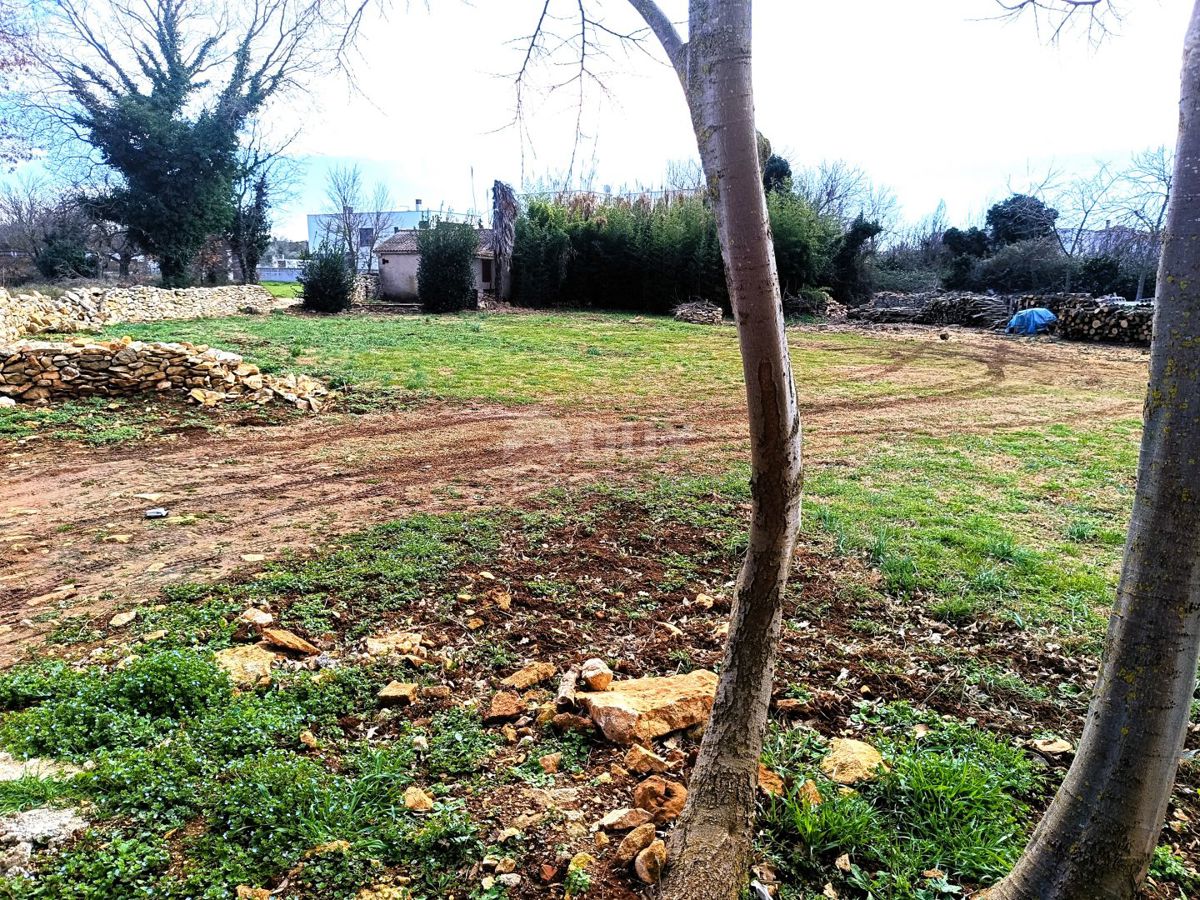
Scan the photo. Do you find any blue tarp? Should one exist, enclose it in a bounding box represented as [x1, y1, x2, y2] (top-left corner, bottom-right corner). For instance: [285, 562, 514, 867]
[1006, 307, 1057, 335]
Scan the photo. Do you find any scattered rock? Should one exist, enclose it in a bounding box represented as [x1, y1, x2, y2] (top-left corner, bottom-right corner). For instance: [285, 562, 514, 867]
[578, 670, 718, 744]
[403, 786, 435, 813]
[595, 807, 655, 831]
[214, 644, 275, 689]
[500, 662, 556, 690]
[236, 888, 271, 900]
[304, 839, 351, 857]
[365, 631, 424, 658]
[820, 738, 887, 785]
[632, 775, 688, 822]
[0, 752, 79, 782]
[539, 753, 562, 774]
[1032, 737, 1073, 756]
[580, 658, 614, 691]
[798, 779, 822, 807]
[240, 553, 266, 563]
[758, 763, 785, 797]
[835, 853, 852, 873]
[299, 730, 319, 749]
[108, 609, 137, 628]
[238, 607, 274, 628]
[421, 685, 452, 701]
[615, 822, 657, 865]
[497, 874, 521, 888]
[261, 628, 319, 656]
[634, 839, 667, 884]
[0, 807, 87, 847]
[378, 681, 419, 706]
[624, 743, 669, 774]
[551, 712, 594, 732]
[485, 691, 525, 723]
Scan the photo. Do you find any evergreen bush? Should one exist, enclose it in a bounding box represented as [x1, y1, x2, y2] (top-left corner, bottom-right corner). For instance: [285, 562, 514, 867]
[417, 222, 480, 312]
[298, 244, 354, 314]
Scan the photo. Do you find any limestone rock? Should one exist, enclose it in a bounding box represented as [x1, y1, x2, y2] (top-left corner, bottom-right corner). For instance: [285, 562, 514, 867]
[215, 644, 275, 689]
[500, 661, 556, 690]
[0, 807, 87, 847]
[758, 763, 785, 797]
[624, 743, 669, 774]
[403, 786, 435, 813]
[577, 670, 718, 744]
[261, 628, 319, 656]
[580, 658, 613, 691]
[539, 753, 561, 774]
[365, 631, 424, 658]
[0, 752, 79, 782]
[108, 609, 137, 628]
[595, 807, 655, 831]
[615, 822, 657, 865]
[378, 681, 419, 706]
[634, 839, 667, 884]
[236, 888, 271, 900]
[631, 775, 687, 822]
[238, 608, 274, 627]
[485, 691, 524, 723]
[820, 738, 887, 785]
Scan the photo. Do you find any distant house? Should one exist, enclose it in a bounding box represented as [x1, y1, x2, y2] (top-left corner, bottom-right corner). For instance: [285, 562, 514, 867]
[306, 201, 480, 272]
[375, 226, 495, 300]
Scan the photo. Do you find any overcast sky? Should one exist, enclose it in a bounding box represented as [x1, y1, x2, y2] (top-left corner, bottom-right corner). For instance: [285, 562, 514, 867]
[263, 0, 1189, 239]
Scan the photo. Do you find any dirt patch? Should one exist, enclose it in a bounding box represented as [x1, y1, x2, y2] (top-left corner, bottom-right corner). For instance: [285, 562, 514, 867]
[0, 329, 1150, 663]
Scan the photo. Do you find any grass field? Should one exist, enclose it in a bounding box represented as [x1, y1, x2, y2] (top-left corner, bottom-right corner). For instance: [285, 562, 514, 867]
[1, 310, 1190, 899]
[260, 280, 303, 299]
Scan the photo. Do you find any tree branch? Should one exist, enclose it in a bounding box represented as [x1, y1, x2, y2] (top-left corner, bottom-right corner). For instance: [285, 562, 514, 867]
[626, 0, 685, 78]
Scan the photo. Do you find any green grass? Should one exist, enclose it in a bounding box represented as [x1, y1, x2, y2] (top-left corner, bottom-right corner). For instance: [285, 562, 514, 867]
[804, 420, 1139, 647]
[92, 311, 942, 406]
[260, 280, 302, 299]
[760, 702, 1042, 899]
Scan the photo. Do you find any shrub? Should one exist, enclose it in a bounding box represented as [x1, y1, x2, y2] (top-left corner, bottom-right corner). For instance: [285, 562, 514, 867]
[299, 244, 354, 313]
[511, 192, 840, 314]
[417, 221, 479, 313]
[972, 238, 1072, 293]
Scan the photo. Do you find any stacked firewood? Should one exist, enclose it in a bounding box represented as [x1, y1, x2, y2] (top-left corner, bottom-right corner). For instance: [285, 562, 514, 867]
[1055, 298, 1153, 344]
[672, 300, 724, 325]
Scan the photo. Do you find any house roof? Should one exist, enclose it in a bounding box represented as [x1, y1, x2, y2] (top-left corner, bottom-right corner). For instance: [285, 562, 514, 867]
[376, 227, 494, 257]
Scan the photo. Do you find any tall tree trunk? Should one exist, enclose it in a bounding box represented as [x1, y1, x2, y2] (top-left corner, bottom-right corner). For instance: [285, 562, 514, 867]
[629, 3, 803, 897]
[988, 6, 1200, 898]
[1136, 267, 1147, 302]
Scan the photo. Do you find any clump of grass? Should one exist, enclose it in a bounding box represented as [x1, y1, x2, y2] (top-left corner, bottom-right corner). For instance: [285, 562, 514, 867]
[759, 704, 1039, 899]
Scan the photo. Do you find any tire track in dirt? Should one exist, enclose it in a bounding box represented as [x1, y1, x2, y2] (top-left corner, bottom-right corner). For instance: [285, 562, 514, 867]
[0, 329, 1151, 663]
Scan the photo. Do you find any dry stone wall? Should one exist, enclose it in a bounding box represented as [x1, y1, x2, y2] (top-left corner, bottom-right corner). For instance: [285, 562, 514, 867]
[0, 284, 274, 344]
[0, 284, 329, 409]
[0, 337, 330, 411]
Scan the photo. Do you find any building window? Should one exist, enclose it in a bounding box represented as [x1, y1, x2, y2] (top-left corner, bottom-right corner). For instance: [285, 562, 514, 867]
[358, 227, 375, 248]
[481, 258, 493, 284]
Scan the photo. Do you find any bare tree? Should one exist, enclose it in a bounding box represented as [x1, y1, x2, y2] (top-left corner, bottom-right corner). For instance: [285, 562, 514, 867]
[793, 159, 899, 234]
[0, 0, 34, 169]
[986, 2, 1200, 898]
[613, 4, 803, 897]
[322, 163, 395, 273]
[1108, 146, 1172, 301]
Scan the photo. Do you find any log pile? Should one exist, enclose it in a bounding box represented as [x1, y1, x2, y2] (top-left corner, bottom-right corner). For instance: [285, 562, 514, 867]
[0, 337, 331, 410]
[672, 300, 723, 325]
[1055, 298, 1153, 344]
[851, 290, 1154, 345]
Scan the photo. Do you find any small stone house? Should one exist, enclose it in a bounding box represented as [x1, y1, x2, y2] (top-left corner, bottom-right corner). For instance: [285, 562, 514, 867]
[375, 227, 495, 301]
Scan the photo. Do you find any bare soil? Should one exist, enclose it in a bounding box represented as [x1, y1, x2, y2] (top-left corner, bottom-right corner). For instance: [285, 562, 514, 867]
[0, 328, 1150, 664]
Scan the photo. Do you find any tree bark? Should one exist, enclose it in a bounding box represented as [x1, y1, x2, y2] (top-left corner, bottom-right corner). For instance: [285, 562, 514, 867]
[628, 3, 803, 897]
[988, 5, 1200, 898]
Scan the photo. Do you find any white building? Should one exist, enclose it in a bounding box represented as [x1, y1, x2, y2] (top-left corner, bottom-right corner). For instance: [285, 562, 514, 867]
[375, 226, 495, 300]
